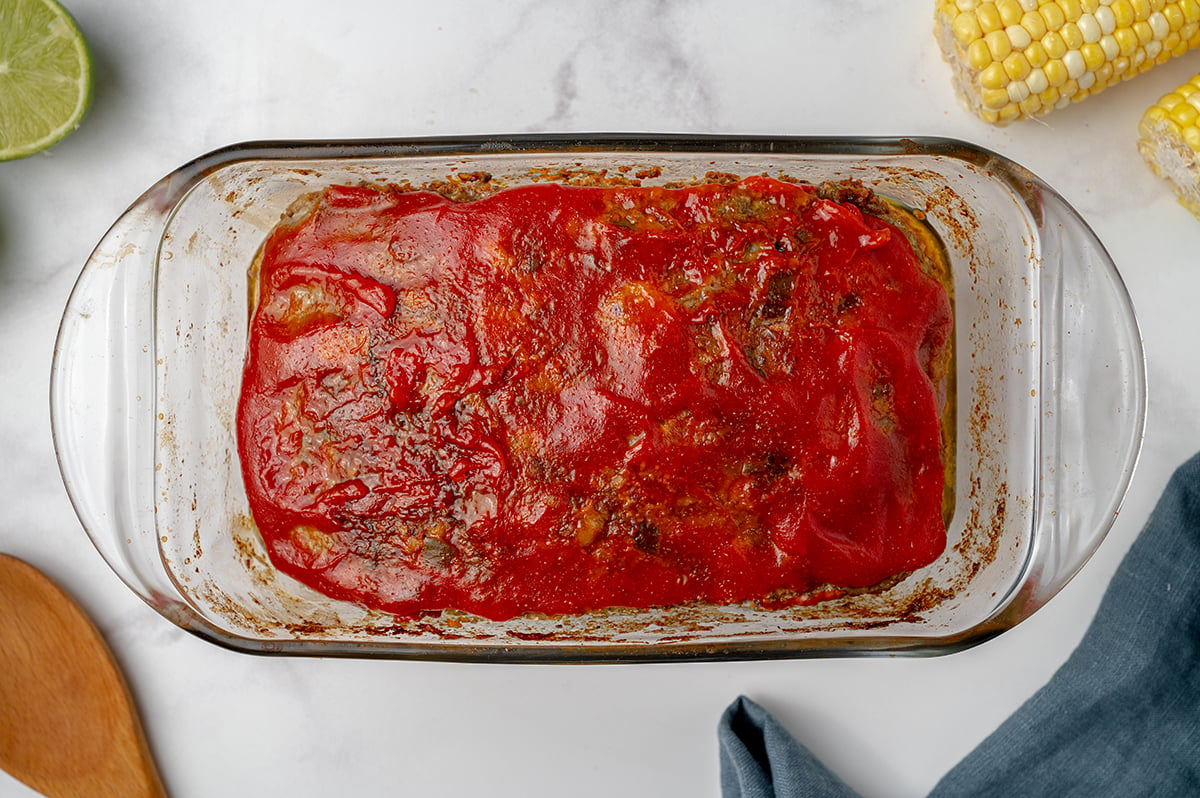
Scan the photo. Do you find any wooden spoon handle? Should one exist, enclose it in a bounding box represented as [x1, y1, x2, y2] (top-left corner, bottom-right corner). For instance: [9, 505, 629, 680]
[0, 554, 167, 798]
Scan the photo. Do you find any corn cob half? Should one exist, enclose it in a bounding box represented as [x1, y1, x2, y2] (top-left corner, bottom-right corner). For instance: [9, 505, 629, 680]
[1138, 72, 1200, 216]
[936, 0, 1200, 125]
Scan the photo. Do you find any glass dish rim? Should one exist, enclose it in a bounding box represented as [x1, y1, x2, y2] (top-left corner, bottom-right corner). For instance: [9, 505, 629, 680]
[50, 133, 1147, 662]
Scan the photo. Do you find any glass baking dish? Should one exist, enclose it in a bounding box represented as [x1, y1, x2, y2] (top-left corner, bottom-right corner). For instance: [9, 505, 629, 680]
[50, 135, 1145, 661]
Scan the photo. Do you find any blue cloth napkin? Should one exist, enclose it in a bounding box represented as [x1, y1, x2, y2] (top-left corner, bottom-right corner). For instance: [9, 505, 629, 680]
[719, 451, 1200, 797]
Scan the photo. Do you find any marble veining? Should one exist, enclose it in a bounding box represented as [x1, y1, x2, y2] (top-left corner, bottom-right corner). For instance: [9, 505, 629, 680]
[1, 2, 1197, 796]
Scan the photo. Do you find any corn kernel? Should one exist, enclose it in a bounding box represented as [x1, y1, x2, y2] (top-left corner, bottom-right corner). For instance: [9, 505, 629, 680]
[1134, 19, 1154, 43]
[1062, 21, 1084, 48]
[1078, 12, 1102, 41]
[1184, 126, 1200, 150]
[1078, 70, 1097, 90]
[1164, 4, 1185, 30]
[1007, 22, 1032, 48]
[1094, 5, 1116, 34]
[1150, 0, 1166, 11]
[1146, 38, 1164, 57]
[1021, 9, 1048, 38]
[1026, 66, 1050, 92]
[1149, 10, 1170, 38]
[1111, 0, 1135, 28]
[1058, 0, 1083, 22]
[997, 0, 1024, 25]
[1044, 57, 1070, 85]
[1061, 77, 1081, 97]
[1171, 101, 1199, 125]
[1025, 39, 1049, 65]
[969, 38, 994, 68]
[1184, 0, 1200, 24]
[954, 11, 985, 44]
[978, 2, 1003, 31]
[1041, 30, 1070, 58]
[1081, 0, 1100, 12]
[1019, 94, 1044, 115]
[997, 103, 1022, 121]
[1004, 50, 1033, 78]
[1078, 41, 1105, 69]
[1039, 85, 1062, 104]
[1142, 104, 1171, 124]
[1113, 55, 1132, 74]
[1043, 30, 1068, 56]
[957, 0, 982, 11]
[986, 28, 1015, 58]
[1064, 49, 1087, 77]
[1115, 26, 1140, 53]
[1096, 60, 1114, 82]
[1098, 33, 1119, 59]
[1008, 79, 1032, 102]
[981, 61, 1010, 88]
[1161, 91, 1186, 109]
[983, 87, 1013, 108]
[1132, 0, 1151, 20]
[1040, 2, 1067, 29]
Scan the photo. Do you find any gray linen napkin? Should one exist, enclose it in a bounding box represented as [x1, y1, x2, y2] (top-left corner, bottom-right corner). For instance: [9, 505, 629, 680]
[719, 450, 1200, 796]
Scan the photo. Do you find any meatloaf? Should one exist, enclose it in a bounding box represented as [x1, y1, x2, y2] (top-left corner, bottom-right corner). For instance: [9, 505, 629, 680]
[236, 175, 955, 621]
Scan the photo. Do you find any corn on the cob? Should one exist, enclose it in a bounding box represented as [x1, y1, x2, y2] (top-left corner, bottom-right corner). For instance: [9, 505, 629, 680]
[1138, 72, 1200, 216]
[935, 0, 1200, 125]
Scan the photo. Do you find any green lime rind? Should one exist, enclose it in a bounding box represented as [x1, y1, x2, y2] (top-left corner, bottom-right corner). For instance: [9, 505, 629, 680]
[0, 0, 93, 161]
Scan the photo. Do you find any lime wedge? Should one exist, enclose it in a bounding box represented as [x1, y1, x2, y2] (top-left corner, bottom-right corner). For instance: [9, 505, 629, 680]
[0, 0, 91, 161]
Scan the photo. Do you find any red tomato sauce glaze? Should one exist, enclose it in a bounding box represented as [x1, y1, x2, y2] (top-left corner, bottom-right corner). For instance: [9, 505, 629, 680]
[236, 176, 954, 621]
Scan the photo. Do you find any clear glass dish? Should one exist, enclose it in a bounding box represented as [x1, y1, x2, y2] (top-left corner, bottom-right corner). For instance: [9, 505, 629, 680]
[49, 135, 1145, 661]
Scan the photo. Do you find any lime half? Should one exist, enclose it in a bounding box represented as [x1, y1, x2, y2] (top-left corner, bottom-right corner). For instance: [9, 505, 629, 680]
[0, 0, 91, 161]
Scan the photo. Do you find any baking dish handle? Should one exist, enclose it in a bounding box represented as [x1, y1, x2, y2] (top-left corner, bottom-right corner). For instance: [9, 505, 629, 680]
[50, 183, 179, 609]
[1025, 188, 1147, 611]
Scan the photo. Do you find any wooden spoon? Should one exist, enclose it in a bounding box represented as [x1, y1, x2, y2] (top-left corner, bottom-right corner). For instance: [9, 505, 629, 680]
[0, 554, 166, 798]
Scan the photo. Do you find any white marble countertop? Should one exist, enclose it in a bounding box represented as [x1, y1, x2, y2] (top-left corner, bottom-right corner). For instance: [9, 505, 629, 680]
[3, 2, 1199, 796]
